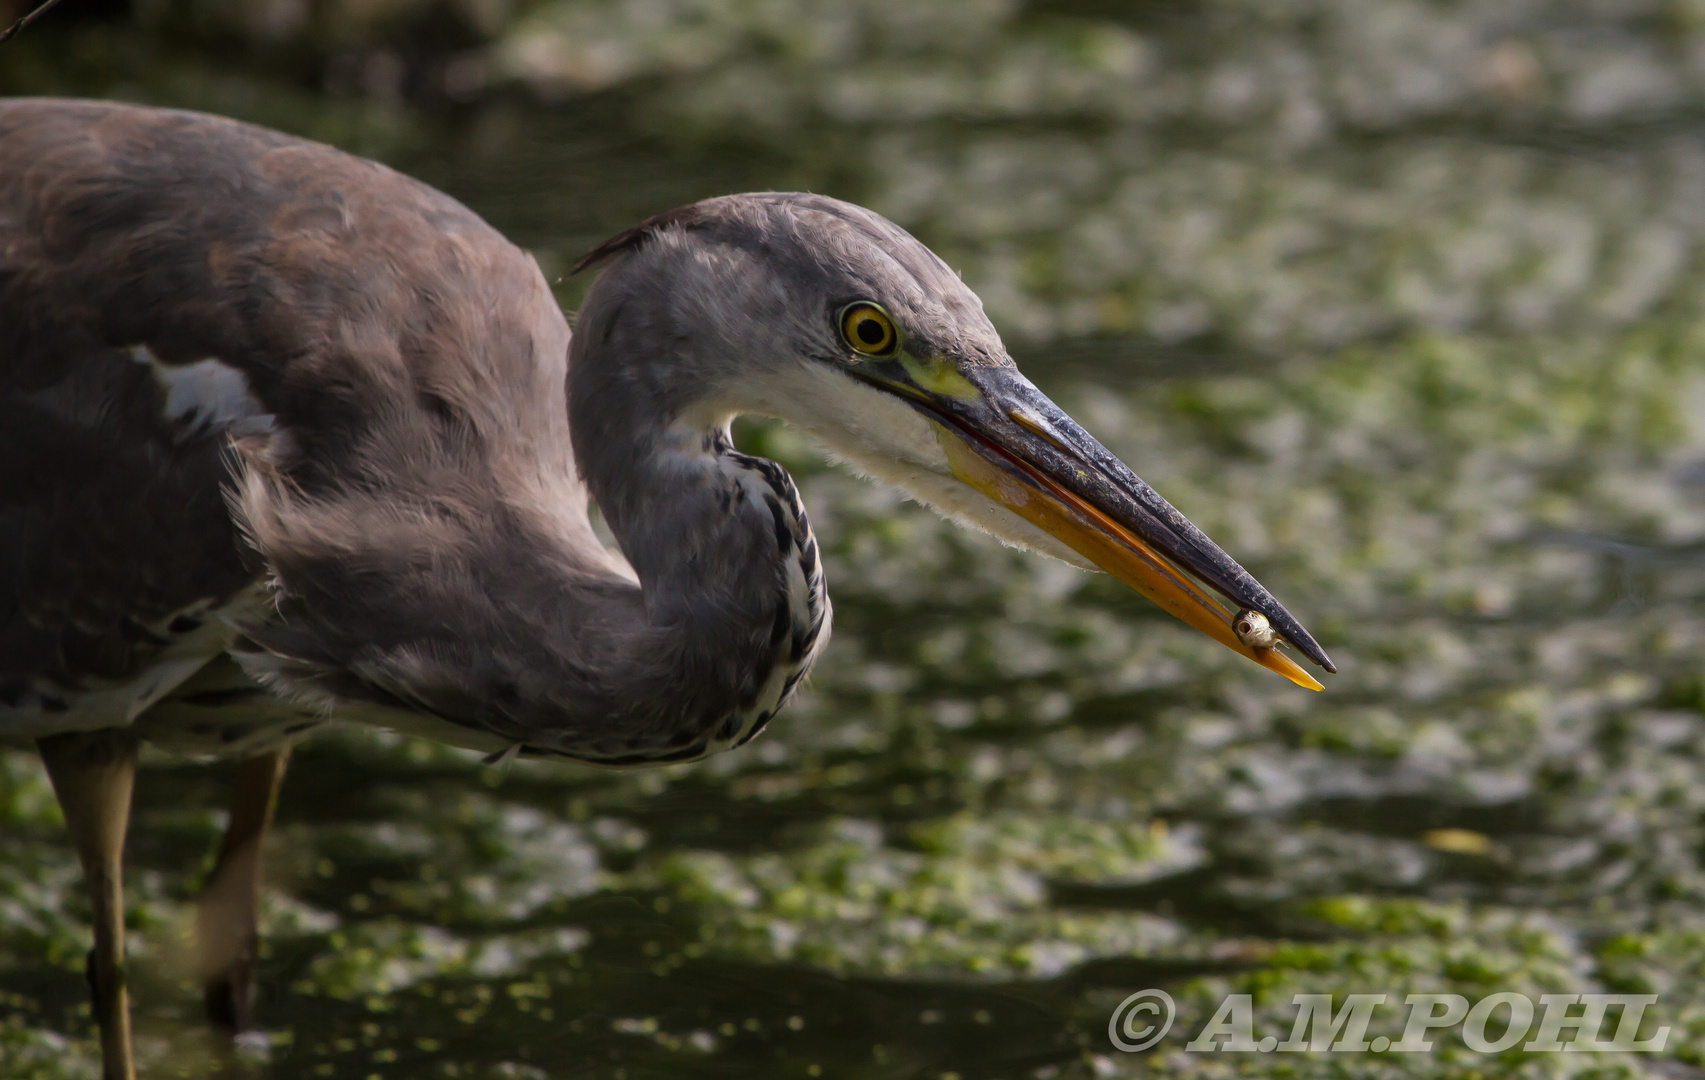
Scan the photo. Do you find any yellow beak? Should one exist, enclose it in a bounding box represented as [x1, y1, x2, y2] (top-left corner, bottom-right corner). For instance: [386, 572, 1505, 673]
[852, 358, 1335, 689]
[937, 428, 1325, 691]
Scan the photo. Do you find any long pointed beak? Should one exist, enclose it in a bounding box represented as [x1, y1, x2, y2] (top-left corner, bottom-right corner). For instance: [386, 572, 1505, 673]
[852, 362, 1334, 690]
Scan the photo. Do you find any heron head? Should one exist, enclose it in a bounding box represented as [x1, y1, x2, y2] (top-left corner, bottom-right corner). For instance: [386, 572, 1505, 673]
[573, 193, 1333, 688]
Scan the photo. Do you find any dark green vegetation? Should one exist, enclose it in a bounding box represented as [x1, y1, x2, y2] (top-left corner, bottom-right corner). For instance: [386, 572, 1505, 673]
[7, 0, 1705, 1076]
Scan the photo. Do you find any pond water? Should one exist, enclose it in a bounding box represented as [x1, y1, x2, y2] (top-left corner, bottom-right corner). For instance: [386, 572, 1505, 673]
[7, 1, 1705, 1077]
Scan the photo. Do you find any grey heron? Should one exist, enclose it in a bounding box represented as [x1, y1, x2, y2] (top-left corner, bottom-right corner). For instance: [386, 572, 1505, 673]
[0, 97, 1332, 1079]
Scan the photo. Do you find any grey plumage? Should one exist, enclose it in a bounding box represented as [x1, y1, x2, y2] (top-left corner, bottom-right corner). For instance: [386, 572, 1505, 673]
[0, 103, 916, 764]
[3, 98, 1334, 1080]
[2, 98, 1330, 767]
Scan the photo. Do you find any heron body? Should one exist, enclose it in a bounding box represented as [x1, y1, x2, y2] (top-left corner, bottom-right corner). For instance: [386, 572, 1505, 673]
[0, 99, 835, 764]
[0, 98, 1331, 1078]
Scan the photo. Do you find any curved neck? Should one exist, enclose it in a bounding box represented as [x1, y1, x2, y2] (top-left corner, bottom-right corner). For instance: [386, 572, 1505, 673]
[560, 305, 831, 762]
[242, 284, 829, 767]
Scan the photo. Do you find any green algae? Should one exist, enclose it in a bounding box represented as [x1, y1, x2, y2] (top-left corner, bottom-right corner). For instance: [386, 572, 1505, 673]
[633, 814, 1195, 978]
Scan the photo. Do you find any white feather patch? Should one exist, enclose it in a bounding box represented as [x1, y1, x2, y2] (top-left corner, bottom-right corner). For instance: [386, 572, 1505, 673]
[738, 362, 1097, 569]
[130, 346, 267, 440]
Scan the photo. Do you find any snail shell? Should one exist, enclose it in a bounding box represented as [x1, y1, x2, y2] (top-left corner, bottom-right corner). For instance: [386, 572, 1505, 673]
[1233, 609, 1279, 649]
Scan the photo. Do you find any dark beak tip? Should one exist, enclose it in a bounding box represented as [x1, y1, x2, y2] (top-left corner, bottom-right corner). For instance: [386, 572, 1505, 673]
[1291, 635, 1335, 674]
[1267, 608, 1333, 674]
[953, 369, 1338, 680]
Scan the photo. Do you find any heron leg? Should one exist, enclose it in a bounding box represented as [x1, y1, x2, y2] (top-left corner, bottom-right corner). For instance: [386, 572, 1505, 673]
[38, 729, 139, 1080]
[197, 745, 290, 1034]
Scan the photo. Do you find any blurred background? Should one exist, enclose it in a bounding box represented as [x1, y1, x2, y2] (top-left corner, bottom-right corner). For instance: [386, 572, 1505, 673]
[6, 1, 1705, 1076]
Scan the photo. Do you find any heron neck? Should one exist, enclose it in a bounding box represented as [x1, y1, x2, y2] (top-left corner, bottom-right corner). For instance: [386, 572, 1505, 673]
[596, 412, 827, 633]
[565, 376, 830, 760]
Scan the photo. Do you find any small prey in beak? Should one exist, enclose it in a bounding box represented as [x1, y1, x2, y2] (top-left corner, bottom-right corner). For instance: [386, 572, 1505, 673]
[847, 359, 1335, 691]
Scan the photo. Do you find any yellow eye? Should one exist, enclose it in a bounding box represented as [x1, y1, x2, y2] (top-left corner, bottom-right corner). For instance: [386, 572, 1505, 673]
[840, 303, 898, 356]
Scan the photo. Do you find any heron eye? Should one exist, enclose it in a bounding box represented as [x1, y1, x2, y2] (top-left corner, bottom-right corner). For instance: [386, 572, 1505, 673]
[840, 303, 898, 356]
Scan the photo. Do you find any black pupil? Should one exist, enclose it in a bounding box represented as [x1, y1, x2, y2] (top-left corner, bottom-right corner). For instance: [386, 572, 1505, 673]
[855, 317, 886, 346]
